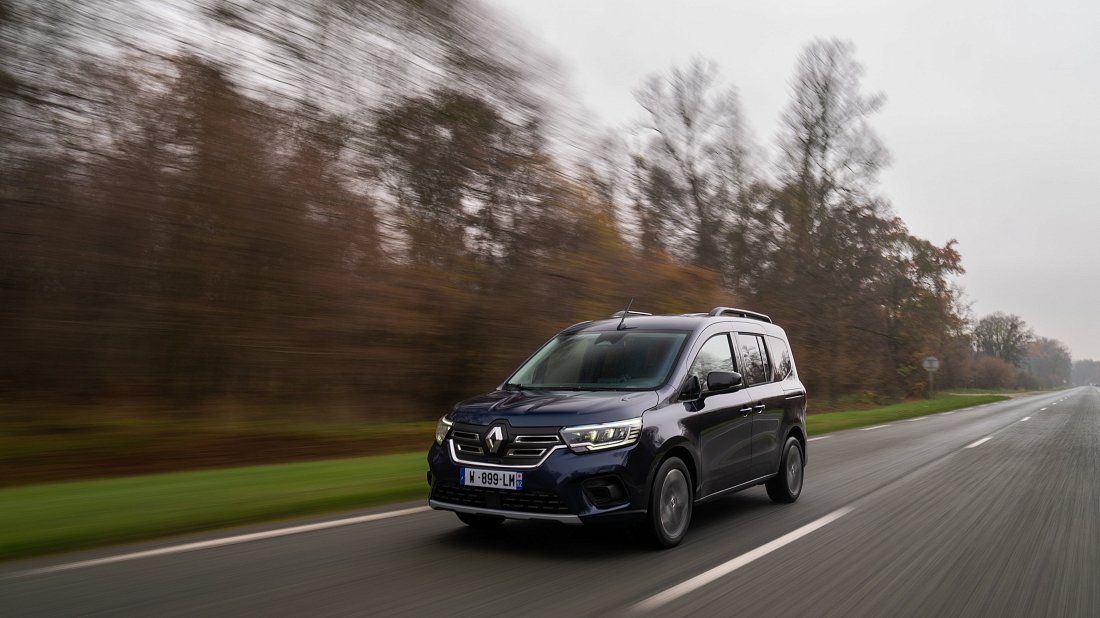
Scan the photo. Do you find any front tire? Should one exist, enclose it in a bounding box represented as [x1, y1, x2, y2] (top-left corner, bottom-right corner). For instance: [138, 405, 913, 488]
[645, 457, 693, 548]
[456, 512, 505, 528]
[766, 437, 804, 503]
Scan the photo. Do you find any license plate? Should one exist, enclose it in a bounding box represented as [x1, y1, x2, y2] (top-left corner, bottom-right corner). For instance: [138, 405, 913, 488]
[460, 468, 523, 490]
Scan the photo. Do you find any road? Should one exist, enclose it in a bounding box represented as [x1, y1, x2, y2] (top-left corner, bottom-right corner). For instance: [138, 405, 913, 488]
[3, 388, 1098, 616]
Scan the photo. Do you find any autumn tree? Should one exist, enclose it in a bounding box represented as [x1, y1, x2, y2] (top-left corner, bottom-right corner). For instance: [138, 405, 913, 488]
[1025, 337, 1071, 388]
[756, 39, 891, 397]
[373, 90, 504, 264]
[1072, 359, 1100, 385]
[730, 39, 966, 397]
[0, 0, 569, 415]
[972, 355, 1020, 389]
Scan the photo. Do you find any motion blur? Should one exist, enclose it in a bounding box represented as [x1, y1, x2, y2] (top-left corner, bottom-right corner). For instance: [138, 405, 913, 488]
[0, 1, 1079, 483]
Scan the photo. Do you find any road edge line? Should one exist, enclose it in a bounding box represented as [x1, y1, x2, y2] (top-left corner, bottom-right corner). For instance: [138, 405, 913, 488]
[859, 424, 890, 431]
[10, 505, 431, 578]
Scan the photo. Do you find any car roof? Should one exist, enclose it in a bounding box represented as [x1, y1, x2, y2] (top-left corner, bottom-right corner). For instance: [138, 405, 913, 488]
[560, 310, 787, 338]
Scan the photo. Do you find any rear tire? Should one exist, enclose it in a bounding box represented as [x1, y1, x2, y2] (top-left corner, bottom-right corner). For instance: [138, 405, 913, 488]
[766, 437, 804, 503]
[456, 512, 505, 528]
[644, 457, 693, 548]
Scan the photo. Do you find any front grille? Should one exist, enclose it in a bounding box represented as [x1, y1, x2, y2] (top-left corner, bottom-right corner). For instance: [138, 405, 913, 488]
[448, 426, 563, 466]
[431, 483, 571, 514]
[506, 448, 546, 457]
[513, 435, 559, 444]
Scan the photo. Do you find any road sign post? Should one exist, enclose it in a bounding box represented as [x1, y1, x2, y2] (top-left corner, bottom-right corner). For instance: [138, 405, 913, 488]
[922, 356, 940, 399]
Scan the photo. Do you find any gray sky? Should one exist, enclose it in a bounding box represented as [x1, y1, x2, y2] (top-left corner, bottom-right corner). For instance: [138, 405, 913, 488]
[485, 0, 1100, 361]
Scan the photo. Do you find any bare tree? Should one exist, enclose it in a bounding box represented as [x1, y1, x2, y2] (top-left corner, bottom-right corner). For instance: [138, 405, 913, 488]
[974, 312, 1034, 367]
[776, 38, 889, 212]
[632, 58, 753, 269]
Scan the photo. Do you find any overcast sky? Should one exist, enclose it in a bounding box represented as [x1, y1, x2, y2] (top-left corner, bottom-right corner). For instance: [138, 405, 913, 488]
[484, 0, 1100, 361]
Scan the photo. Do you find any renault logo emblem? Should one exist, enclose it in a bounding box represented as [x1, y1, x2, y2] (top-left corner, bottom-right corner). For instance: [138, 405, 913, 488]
[484, 425, 505, 454]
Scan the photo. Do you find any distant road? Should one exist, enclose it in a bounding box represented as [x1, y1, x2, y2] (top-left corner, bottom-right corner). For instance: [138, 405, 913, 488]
[4, 388, 1098, 616]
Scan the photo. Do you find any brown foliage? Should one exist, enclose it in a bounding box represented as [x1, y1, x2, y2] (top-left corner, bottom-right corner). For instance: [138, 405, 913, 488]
[971, 356, 1020, 390]
[1, 49, 726, 420]
[1, 6, 975, 428]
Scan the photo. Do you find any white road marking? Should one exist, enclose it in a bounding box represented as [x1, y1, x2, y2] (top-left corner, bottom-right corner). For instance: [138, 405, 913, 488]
[633, 507, 855, 613]
[905, 417, 927, 422]
[1020, 417, 1031, 422]
[807, 436, 830, 442]
[10, 506, 432, 578]
[1040, 407, 1047, 411]
[965, 436, 993, 449]
[939, 411, 956, 416]
[860, 425, 891, 431]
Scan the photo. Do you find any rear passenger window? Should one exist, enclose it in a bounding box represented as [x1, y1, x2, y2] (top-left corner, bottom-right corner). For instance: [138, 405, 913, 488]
[765, 336, 794, 381]
[737, 334, 768, 386]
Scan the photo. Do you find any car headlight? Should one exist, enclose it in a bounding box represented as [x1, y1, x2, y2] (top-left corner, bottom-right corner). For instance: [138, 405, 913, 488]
[435, 416, 453, 445]
[560, 418, 642, 453]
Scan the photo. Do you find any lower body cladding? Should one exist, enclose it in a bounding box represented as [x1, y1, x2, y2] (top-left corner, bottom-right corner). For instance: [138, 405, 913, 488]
[426, 441, 650, 525]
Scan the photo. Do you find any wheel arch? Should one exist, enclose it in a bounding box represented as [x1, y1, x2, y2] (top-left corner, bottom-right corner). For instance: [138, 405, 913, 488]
[787, 425, 807, 466]
[645, 438, 701, 501]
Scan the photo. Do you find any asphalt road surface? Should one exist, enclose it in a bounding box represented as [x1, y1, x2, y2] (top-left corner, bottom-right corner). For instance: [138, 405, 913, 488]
[3, 388, 1098, 617]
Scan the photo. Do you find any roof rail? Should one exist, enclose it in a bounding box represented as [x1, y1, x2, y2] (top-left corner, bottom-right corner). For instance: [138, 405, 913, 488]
[708, 307, 773, 323]
[609, 310, 653, 318]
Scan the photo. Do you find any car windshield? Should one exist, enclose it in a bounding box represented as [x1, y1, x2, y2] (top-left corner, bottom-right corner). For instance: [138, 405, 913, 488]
[506, 330, 689, 391]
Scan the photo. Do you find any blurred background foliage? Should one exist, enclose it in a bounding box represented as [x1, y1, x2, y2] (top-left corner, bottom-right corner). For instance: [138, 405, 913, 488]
[0, 0, 1079, 481]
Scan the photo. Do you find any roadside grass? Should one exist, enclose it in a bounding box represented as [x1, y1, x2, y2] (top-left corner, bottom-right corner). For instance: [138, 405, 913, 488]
[940, 388, 1028, 396]
[4, 393, 1009, 562]
[0, 452, 428, 562]
[807, 394, 1008, 435]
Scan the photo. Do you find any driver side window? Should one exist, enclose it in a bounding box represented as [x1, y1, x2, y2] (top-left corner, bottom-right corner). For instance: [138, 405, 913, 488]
[687, 334, 736, 392]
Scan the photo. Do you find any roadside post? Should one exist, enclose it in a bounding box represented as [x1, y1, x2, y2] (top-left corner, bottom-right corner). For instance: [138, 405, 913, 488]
[923, 356, 940, 399]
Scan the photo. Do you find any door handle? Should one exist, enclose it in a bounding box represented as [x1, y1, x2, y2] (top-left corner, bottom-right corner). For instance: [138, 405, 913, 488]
[753, 404, 766, 413]
[738, 407, 752, 416]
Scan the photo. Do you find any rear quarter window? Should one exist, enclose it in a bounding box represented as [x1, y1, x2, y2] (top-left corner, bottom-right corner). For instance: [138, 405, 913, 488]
[765, 336, 794, 381]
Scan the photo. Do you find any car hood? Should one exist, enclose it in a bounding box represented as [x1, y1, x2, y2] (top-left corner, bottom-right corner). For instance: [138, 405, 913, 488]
[448, 389, 661, 428]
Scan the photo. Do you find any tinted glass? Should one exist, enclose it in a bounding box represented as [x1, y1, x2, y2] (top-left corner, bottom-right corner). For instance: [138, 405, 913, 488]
[508, 331, 689, 390]
[737, 334, 768, 386]
[687, 334, 736, 390]
[765, 336, 794, 381]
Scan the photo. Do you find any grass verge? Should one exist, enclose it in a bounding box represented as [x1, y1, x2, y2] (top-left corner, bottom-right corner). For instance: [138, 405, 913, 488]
[4, 393, 1009, 562]
[0, 452, 427, 562]
[807, 394, 1008, 435]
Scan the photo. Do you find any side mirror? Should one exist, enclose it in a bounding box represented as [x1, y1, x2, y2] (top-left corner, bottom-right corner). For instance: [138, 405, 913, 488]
[705, 371, 743, 395]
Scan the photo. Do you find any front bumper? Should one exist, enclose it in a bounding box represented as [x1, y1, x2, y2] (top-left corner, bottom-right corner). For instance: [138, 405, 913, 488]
[427, 439, 650, 524]
[427, 499, 582, 524]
